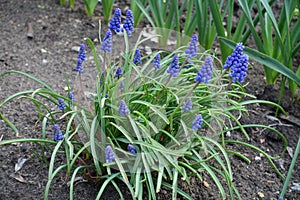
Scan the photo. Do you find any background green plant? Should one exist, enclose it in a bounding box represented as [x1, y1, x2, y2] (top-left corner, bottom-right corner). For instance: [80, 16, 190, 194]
[84, 0, 99, 17]
[60, 0, 76, 10]
[236, 0, 300, 98]
[102, 0, 115, 23]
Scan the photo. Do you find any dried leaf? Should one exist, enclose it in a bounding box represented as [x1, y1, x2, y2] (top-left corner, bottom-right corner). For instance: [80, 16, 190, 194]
[287, 146, 294, 158]
[10, 172, 26, 183]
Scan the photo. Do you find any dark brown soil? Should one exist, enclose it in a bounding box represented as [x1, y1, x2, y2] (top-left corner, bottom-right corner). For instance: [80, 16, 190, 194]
[0, 0, 299, 199]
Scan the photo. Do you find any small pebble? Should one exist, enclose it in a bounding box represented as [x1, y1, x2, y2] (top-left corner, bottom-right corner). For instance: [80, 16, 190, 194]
[254, 156, 261, 161]
[40, 48, 47, 53]
[71, 46, 80, 52]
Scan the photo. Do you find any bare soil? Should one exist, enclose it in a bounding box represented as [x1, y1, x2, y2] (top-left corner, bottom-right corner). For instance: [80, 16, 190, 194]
[0, 0, 299, 199]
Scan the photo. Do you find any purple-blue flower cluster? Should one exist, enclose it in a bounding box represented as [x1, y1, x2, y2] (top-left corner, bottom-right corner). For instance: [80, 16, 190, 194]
[105, 145, 115, 163]
[115, 66, 122, 78]
[185, 34, 198, 59]
[182, 99, 192, 111]
[153, 54, 161, 70]
[127, 144, 137, 154]
[167, 54, 179, 77]
[119, 99, 130, 116]
[100, 30, 112, 53]
[192, 114, 203, 131]
[109, 8, 122, 33]
[58, 98, 66, 111]
[69, 92, 75, 103]
[119, 80, 124, 91]
[134, 49, 142, 65]
[123, 10, 134, 36]
[195, 56, 213, 84]
[74, 44, 86, 73]
[53, 124, 64, 141]
[223, 43, 249, 82]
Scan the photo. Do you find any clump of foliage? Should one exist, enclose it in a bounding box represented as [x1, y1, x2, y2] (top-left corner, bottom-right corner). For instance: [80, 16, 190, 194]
[0, 8, 288, 200]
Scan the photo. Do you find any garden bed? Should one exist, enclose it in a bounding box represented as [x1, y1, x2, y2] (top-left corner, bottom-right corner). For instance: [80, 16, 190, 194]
[0, 0, 299, 199]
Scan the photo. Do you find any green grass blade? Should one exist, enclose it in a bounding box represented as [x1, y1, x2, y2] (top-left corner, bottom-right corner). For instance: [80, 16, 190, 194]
[0, 70, 54, 92]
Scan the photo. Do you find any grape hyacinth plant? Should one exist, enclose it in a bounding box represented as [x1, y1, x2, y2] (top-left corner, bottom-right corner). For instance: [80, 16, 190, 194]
[192, 114, 203, 131]
[53, 124, 64, 141]
[185, 34, 198, 60]
[127, 144, 137, 154]
[118, 99, 130, 116]
[133, 48, 142, 65]
[123, 9, 134, 36]
[195, 56, 213, 84]
[167, 54, 179, 77]
[182, 98, 192, 111]
[223, 43, 249, 83]
[153, 53, 161, 70]
[105, 145, 115, 163]
[0, 9, 288, 200]
[74, 44, 86, 73]
[57, 98, 66, 112]
[109, 8, 122, 33]
[115, 66, 122, 78]
[100, 30, 113, 53]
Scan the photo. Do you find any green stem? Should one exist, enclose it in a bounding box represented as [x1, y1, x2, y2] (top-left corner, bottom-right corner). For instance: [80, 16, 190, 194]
[279, 134, 300, 199]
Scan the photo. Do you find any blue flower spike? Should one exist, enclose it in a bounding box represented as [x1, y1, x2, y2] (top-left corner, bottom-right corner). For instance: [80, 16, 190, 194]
[74, 44, 86, 73]
[167, 54, 179, 77]
[119, 99, 130, 116]
[58, 98, 66, 111]
[192, 114, 203, 131]
[115, 66, 123, 78]
[195, 56, 213, 84]
[109, 8, 122, 33]
[127, 144, 137, 154]
[100, 30, 112, 53]
[69, 92, 75, 103]
[105, 145, 115, 163]
[153, 53, 161, 70]
[134, 49, 142, 65]
[182, 99, 192, 111]
[53, 124, 64, 141]
[123, 9, 134, 36]
[223, 43, 249, 82]
[185, 34, 198, 59]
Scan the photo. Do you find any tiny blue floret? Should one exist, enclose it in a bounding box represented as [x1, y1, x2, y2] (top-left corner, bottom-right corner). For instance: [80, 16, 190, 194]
[69, 92, 75, 103]
[127, 144, 137, 154]
[115, 66, 123, 78]
[153, 54, 161, 70]
[167, 54, 179, 77]
[185, 34, 198, 59]
[74, 44, 86, 73]
[109, 8, 122, 33]
[119, 99, 130, 116]
[105, 145, 115, 163]
[192, 114, 203, 131]
[100, 30, 113, 53]
[182, 99, 192, 111]
[123, 10, 134, 36]
[58, 98, 66, 111]
[134, 49, 142, 65]
[53, 124, 64, 141]
[223, 43, 249, 82]
[195, 56, 213, 84]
